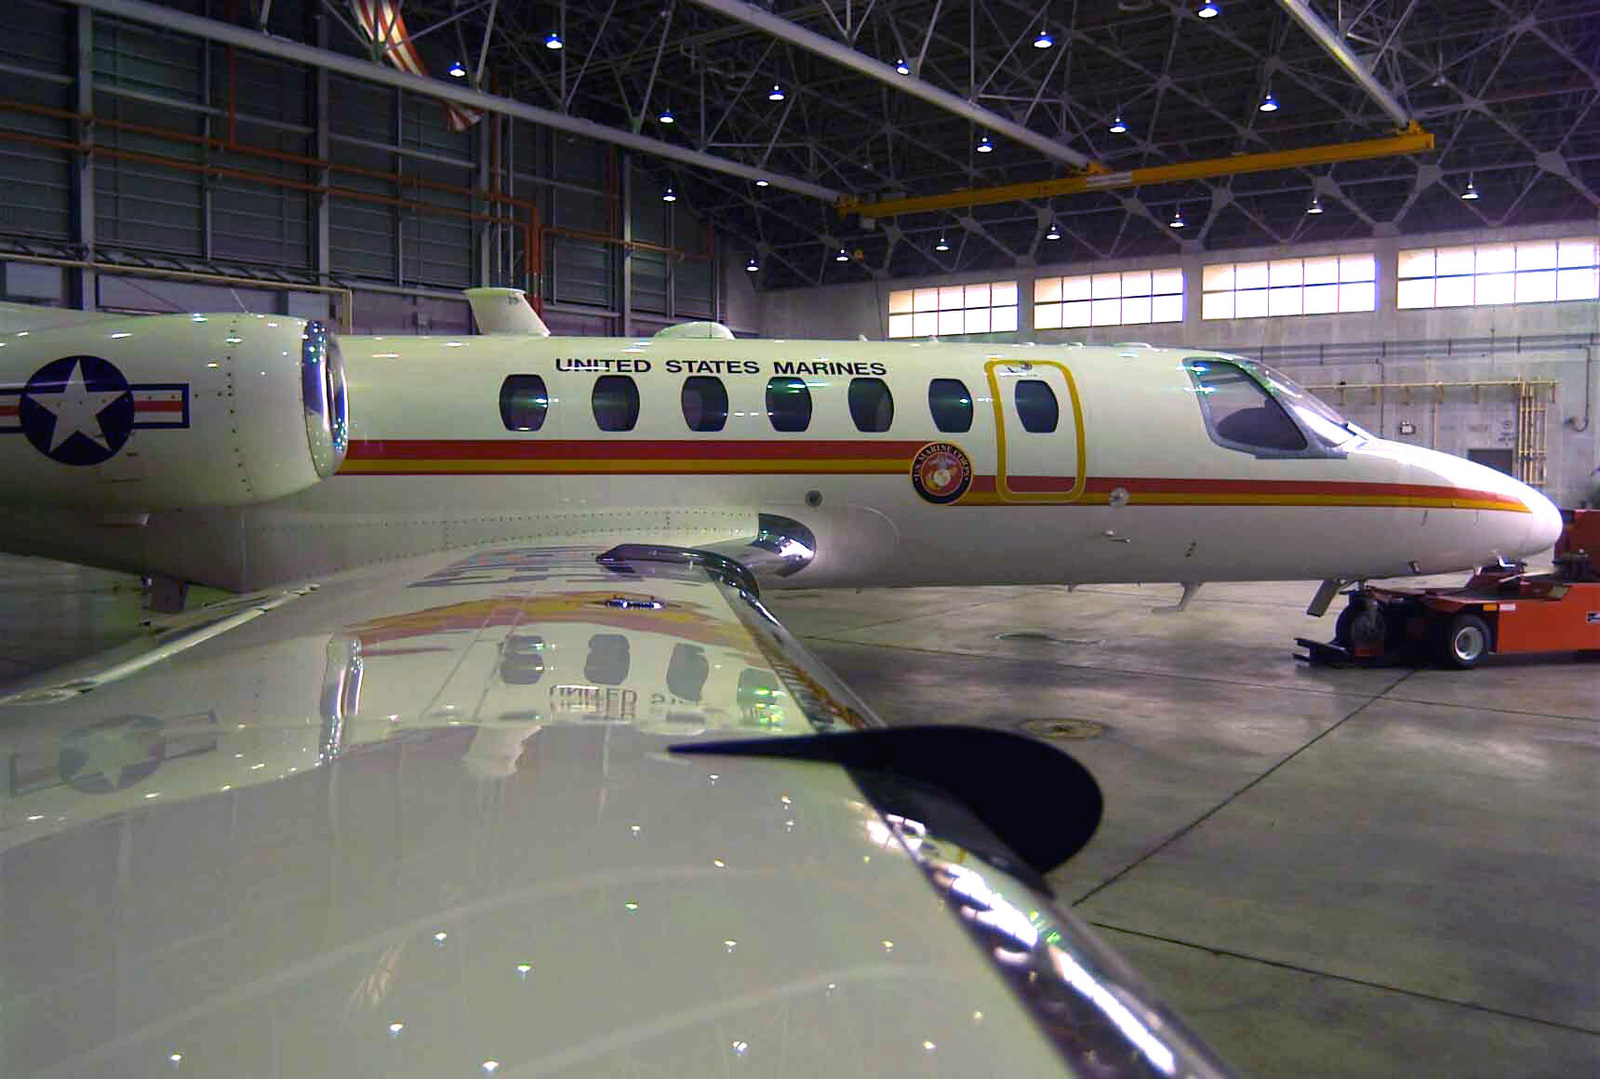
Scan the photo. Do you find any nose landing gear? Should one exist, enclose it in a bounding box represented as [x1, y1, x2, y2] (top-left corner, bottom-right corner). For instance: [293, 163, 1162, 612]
[1297, 509, 1600, 668]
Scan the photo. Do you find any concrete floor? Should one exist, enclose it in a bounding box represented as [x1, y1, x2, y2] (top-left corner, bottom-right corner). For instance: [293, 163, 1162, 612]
[1, 555, 1596, 1076]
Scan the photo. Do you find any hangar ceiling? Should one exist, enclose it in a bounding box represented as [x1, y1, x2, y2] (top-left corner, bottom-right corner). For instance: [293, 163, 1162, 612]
[81, 0, 1600, 289]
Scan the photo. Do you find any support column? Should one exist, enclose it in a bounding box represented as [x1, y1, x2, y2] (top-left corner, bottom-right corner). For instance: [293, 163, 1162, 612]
[620, 153, 633, 337]
[314, 12, 332, 297]
[74, 6, 96, 309]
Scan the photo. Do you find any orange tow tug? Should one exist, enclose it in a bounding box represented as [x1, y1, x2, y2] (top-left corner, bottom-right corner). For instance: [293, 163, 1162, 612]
[1300, 509, 1600, 669]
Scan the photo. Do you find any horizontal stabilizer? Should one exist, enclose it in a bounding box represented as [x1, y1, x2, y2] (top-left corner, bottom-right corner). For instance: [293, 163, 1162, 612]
[463, 287, 551, 336]
[0, 301, 121, 335]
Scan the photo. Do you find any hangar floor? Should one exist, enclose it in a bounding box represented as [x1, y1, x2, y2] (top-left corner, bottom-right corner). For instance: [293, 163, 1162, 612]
[1, 554, 1595, 1077]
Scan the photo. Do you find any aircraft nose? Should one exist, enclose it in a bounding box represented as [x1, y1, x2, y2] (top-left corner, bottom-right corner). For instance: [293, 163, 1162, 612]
[1520, 483, 1564, 555]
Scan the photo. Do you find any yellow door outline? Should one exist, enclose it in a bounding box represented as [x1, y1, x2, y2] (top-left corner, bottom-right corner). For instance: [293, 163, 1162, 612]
[984, 359, 1087, 503]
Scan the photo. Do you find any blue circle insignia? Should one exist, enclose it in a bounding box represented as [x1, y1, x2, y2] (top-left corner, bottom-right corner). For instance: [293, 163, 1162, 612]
[19, 355, 136, 466]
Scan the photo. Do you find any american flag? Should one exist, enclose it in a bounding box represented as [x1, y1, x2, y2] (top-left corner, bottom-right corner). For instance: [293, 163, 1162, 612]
[349, 0, 485, 132]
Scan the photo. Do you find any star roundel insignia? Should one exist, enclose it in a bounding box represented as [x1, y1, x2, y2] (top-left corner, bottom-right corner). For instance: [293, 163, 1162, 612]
[58, 714, 166, 794]
[911, 441, 973, 505]
[19, 355, 136, 466]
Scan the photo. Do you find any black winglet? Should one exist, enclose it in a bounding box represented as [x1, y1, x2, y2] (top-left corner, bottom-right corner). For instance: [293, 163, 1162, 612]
[671, 725, 1102, 881]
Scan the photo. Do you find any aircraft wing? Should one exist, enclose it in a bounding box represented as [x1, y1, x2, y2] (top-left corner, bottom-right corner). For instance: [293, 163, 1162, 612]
[0, 538, 1230, 1078]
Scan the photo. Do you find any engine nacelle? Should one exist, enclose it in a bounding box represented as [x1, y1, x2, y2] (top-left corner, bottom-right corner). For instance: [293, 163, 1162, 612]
[0, 312, 347, 509]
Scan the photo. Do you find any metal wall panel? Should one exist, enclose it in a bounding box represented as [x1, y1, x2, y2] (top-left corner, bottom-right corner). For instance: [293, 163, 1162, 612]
[548, 236, 611, 309]
[0, 4, 724, 334]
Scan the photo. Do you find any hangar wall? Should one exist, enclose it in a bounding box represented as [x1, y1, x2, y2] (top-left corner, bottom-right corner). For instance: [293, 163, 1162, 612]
[0, 0, 734, 336]
[758, 220, 1600, 509]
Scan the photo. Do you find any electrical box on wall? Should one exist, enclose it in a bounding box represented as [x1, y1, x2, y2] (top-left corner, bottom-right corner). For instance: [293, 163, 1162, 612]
[1398, 421, 1416, 435]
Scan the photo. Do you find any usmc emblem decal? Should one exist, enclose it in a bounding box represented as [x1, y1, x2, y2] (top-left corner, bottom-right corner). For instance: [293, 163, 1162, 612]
[911, 441, 972, 504]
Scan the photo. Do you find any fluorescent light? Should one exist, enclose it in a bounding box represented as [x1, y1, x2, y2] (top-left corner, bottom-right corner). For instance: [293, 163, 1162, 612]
[544, 31, 563, 49]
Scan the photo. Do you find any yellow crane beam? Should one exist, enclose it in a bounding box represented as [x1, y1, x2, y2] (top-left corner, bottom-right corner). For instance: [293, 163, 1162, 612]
[838, 123, 1433, 219]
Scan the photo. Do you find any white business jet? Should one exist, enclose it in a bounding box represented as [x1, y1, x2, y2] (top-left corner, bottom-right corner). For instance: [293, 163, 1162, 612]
[0, 292, 1558, 1077]
[0, 289, 1562, 612]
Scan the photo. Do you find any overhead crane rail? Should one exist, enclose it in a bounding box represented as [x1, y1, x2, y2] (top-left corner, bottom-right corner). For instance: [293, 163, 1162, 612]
[839, 125, 1434, 219]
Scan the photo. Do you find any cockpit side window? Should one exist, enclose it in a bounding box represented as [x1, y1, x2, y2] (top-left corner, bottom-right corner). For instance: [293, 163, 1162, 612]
[1185, 359, 1308, 455]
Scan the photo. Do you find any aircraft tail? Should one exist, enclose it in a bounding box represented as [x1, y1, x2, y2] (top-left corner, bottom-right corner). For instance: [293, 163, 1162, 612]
[463, 288, 551, 336]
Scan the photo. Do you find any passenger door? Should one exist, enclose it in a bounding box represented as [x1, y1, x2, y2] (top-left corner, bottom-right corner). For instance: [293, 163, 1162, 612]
[985, 359, 1084, 502]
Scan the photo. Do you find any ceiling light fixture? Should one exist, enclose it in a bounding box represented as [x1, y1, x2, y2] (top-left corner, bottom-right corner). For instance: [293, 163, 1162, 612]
[754, 178, 770, 187]
[657, 106, 675, 124]
[1197, 1, 1220, 18]
[767, 84, 785, 102]
[1307, 194, 1324, 214]
[1033, 29, 1053, 49]
[1045, 222, 1062, 241]
[895, 58, 911, 75]
[662, 185, 677, 203]
[544, 31, 563, 50]
[1170, 206, 1186, 229]
[447, 60, 466, 78]
[934, 235, 950, 252]
[745, 256, 759, 272]
[1109, 114, 1127, 134]
[834, 248, 850, 262]
[976, 135, 994, 153]
[1461, 176, 1479, 200]
[1259, 90, 1279, 113]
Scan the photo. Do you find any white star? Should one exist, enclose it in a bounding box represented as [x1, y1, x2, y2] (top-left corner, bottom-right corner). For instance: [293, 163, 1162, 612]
[29, 360, 127, 452]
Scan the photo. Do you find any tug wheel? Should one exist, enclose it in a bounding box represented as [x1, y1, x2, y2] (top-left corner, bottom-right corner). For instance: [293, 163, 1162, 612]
[1435, 613, 1491, 669]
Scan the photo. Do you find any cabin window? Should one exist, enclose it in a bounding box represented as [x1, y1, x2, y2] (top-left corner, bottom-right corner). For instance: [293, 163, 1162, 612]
[848, 377, 894, 432]
[500, 374, 549, 431]
[498, 634, 546, 685]
[585, 633, 630, 685]
[1014, 380, 1059, 433]
[592, 375, 640, 431]
[928, 378, 973, 432]
[666, 644, 709, 701]
[681, 376, 729, 432]
[766, 376, 812, 432]
[1186, 359, 1307, 453]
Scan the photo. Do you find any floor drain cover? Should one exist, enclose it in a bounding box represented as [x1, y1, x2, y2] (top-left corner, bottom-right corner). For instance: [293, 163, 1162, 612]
[1020, 718, 1106, 740]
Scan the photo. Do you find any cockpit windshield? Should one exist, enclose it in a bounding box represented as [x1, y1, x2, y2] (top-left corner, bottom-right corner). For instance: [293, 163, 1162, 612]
[1185, 356, 1367, 459]
[1254, 363, 1369, 447]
